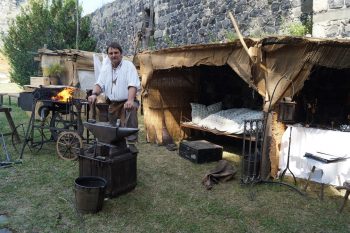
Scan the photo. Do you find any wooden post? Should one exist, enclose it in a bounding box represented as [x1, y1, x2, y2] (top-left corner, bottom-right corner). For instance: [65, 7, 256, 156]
[336, 182, 350, 213]
[0, 107, 19, 140]
[339, 190, 350, 213]
[319, 183, 325, 201]
[303, 166, 316, 192]
[0, 94, 4, 105]
[260, 111, 272, 180]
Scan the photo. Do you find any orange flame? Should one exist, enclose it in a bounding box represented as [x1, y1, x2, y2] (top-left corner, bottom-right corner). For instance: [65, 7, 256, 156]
[51, 87, 75, 102]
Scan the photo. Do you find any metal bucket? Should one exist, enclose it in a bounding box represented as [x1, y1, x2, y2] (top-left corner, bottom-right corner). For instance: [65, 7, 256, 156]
[74, 176, 107, 214]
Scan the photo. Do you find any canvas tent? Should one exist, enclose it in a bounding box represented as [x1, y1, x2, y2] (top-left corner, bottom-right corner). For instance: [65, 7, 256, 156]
[135, 36, 350, 178]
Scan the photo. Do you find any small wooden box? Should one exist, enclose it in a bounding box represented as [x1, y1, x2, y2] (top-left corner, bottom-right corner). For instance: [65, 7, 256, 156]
[30, 76, 50, 86]
[179, 140, 223, 163]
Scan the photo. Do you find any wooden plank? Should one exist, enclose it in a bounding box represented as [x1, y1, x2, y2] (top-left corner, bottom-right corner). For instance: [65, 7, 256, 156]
[30, 76, 50, 87]
[180, 121, 255, 140]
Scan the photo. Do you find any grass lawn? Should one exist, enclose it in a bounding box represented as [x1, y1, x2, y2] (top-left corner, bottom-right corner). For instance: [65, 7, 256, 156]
[0, 96, 350, 233]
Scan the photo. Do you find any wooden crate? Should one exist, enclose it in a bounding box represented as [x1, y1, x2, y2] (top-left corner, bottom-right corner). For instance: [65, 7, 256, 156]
[79, 152, 137, 198]
[30, 76, 50, 86]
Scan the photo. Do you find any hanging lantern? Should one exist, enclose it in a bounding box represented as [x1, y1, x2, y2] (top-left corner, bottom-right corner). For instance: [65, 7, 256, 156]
[278, 97, 296, 123]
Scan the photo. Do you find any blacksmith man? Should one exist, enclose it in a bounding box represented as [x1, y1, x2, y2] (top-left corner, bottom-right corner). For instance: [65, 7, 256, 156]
[88, 42, 140, 143]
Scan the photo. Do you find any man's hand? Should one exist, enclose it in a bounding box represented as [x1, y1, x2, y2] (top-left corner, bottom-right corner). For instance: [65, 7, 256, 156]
[88, 94, 97, 104]
[124, 100, 135, 110]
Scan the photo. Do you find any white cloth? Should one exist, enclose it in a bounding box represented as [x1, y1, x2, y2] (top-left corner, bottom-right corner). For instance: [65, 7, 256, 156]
[95, 57, 140, 101]
[198, 108, 263, 134]
[279, 126, 350, 186]
[93, 53, 104, 81]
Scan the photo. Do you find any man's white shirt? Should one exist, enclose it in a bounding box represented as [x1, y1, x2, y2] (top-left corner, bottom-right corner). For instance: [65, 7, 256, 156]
[96, 58, 140, 101]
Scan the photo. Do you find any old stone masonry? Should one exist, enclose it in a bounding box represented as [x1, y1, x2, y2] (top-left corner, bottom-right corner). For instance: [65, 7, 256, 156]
[1, 0, 349, 55]
[89, 0, 350, 55]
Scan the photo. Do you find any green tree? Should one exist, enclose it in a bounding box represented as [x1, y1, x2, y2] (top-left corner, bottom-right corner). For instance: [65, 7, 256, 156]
[1, 0, 96, 85]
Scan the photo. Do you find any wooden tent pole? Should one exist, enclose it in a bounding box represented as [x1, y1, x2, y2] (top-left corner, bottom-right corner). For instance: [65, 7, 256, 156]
[228, 12, 252, 62]
[228, 11, 271, 180]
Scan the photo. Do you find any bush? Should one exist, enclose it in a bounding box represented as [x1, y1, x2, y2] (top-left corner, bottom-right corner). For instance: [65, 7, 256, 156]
[287, 22, 308, 36]
[282, 20, 312, 37]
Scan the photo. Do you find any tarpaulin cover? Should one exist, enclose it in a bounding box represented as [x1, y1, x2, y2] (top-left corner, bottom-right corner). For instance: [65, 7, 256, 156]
[136, 36, 350, 109]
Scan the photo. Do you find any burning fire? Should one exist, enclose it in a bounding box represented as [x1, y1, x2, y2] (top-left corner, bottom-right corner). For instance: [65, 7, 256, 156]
[51, 87, 75, 102]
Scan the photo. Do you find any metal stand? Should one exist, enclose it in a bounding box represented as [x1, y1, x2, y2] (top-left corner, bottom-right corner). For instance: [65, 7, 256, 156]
[19, 99, 37, 159]
[279, 126, 297, 185]
[1, 132, 22, 168]
[241, 120, 303, 197]
[0, 133, 11, 162]
[241, 119, 263, 184]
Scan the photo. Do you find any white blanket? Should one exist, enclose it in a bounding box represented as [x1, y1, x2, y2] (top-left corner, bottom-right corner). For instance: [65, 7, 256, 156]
[197, 108, 263, 134]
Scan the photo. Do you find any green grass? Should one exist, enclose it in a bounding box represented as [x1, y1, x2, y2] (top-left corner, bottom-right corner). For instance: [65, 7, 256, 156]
[1, 97, 350, 233]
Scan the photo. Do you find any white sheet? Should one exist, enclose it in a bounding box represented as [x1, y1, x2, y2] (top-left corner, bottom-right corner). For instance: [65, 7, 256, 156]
[279, 125, 350, 186]
[197, 108, 263, 134]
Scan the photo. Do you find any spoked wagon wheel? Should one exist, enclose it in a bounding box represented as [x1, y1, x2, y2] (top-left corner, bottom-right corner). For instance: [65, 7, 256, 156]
[56, 131, 83, 161]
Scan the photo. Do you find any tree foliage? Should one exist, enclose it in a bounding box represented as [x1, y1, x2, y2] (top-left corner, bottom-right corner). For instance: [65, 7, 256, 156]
[1, 0, 96, 85]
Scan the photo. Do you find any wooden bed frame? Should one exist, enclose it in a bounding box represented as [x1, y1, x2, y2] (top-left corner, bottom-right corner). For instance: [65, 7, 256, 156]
[180, 121, 257, 141]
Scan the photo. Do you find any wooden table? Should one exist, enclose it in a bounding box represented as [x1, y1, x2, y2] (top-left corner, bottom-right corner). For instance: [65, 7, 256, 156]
[279, 126, 350, 186]
[0, 107, 19, 140]
[0, 93, 19, 106]
[0, 93, 5, 105]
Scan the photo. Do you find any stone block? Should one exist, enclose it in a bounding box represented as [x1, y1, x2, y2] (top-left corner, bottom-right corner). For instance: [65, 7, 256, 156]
[326, 24, 340, 37]
[346, 0, 350, 7]
[329, 0, 344, 9]
[343, 24, 350, 37]
[292, 8, 302, 18]
[292, 0, 301, 8]
[312, 23, 327, 37]
[153, 30, 164, 39]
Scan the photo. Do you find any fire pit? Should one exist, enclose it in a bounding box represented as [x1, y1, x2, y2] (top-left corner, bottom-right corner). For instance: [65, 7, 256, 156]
[16, 86, 88, 160]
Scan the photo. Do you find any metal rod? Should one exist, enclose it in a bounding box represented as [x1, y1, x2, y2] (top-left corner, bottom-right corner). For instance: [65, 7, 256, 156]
[241, 121, 247, 182]
[253, 120, 259, 178]
[303, 165, 316, 192]
[0, 133, 11, 161]
[279, 126, 297, 185]
[20, 99, 37, 159]
[261, 180, 304, 196]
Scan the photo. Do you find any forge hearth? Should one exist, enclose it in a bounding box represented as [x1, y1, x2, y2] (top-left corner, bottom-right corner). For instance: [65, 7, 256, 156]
[79, 121, 139, 197]
[16, 86, 88, 159]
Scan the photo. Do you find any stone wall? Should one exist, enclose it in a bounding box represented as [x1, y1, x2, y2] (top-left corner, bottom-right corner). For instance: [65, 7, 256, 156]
[313, 0, 350, 38]
[90, 0, 310, 55]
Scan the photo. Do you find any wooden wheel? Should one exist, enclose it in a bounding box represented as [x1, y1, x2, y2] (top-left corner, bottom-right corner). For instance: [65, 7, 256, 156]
[56, 131, 82, 161]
